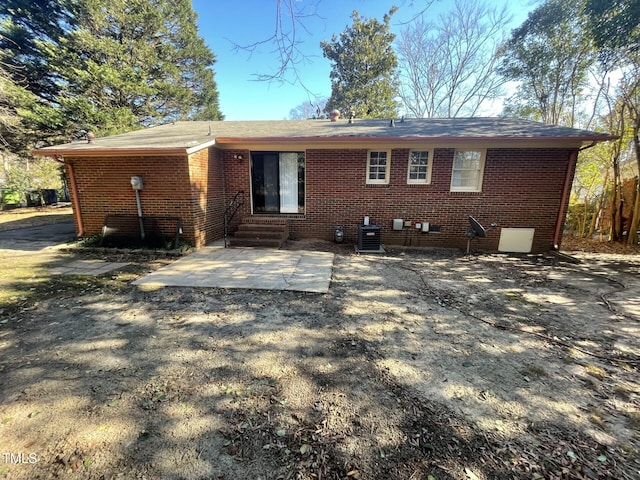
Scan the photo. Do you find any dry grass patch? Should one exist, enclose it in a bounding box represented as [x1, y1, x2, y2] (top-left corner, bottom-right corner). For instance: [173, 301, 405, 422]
[0, 251, 67, 307]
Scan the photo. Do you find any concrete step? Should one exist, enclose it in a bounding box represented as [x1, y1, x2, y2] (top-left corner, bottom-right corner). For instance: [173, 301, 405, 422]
[233, 230, 285, 240]
[230, 221, 289, 248]
[236, 223, 287, 232]
[230, 237, 285, 248]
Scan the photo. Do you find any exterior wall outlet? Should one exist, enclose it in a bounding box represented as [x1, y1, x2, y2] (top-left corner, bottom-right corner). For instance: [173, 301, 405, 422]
[415, 223, 422, 229]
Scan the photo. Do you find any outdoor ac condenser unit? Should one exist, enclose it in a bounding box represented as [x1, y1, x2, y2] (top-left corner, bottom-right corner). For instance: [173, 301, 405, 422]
[358, 224, 381, 251]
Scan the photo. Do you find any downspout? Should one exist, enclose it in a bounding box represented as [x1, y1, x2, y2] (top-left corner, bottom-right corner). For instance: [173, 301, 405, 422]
[53, 155, 85, 237]
[553, 143, 597, 249]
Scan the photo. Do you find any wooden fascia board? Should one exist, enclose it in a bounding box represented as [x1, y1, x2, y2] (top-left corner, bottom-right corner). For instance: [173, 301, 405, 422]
[31, 134, 616, 157]
[31, 139, 215, 158]
[213, 136, 610, 151]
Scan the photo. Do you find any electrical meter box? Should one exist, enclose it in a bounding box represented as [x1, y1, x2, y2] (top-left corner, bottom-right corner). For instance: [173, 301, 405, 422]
[130, 176, 143, 191]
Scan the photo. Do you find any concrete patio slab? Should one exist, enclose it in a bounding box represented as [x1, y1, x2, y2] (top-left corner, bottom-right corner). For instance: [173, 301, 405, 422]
[132, 245, 335, 293]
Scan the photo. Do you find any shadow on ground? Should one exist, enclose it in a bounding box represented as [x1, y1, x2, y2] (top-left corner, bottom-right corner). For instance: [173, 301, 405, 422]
[0, 245, 638, 479]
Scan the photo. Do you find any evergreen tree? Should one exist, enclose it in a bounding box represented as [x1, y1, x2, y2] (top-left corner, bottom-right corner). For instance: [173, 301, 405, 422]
[1, 48, 24, 149]
[0, 0, 71, 104]
[57, 0, 223, 136]
[0, 1, 71, 149]
[321, 9, 399, 119]
[0, 0, 223, 146]
[0, 64, 65, 154]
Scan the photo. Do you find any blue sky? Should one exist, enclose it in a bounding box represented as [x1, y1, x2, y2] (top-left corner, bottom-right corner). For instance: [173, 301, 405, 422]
[191, 0, 538, 120]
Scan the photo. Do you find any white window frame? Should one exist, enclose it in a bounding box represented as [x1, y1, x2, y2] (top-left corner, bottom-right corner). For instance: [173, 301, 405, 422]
[366, 150, 391, 185]
[450, 149, 486, 192]
[407, 149, 433, 184]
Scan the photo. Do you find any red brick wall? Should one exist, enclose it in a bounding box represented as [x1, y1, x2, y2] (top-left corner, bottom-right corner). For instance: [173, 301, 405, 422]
[68, 154, 198, 245]
[187, 148, 227, 247]
[203, 148, 226, 245]
[309, 147, 574, 252]
[227, 147, 574, 253]
[66, 150, 228, 248]
[66, 146, 575, 253]
[221, 149, 253, 230]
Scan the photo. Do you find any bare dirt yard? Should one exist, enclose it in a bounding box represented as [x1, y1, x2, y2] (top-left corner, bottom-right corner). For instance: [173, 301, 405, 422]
[0, 216, 639, 479]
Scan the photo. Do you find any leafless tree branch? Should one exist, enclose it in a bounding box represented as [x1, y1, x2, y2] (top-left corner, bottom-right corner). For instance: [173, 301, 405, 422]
[395, 0, 438, 26]
[228, 0, 323, 87]
[397, 0, 511, 118]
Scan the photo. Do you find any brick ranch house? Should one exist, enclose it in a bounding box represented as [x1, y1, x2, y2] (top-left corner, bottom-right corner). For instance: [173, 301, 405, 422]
[33, 117, 614, 253]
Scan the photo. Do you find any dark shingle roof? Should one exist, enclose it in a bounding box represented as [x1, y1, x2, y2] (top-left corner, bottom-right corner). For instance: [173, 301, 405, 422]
[33, 117, 616, 156]
[212, 117, 613, 140]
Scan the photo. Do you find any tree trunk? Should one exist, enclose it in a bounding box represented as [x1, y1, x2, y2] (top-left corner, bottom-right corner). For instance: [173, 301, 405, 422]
[611, 143, 623, 241]
[589, 168, 609, 239]
[579, 201, 587, 237]
[587, 201, 599, 238]
[627, 120, 640, 244]
[611, 182, 621, 242]
[628, 177, 640, 245]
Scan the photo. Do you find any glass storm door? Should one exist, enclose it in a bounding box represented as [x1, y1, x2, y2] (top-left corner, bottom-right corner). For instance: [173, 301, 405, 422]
[251, 153, 279, 213]
[251, 152, 305, 214]
[278, 152, 299, 213]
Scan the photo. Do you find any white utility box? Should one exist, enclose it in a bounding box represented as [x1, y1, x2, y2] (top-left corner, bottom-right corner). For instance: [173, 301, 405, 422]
[498, 228, 535, 253]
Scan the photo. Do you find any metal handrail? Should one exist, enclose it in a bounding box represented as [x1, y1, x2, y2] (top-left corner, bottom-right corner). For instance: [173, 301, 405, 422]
[223, 190, 245, 247]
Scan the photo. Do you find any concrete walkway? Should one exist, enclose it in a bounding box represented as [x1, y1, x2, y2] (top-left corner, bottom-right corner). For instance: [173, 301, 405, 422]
[50, 259, 130, 276]
[133, 245, 335, 293]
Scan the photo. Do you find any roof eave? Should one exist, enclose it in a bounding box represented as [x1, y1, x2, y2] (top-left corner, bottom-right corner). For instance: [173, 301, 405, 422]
[32, 139, 216, 157]
[215, 134, 618, 147]
[32, 134, 617, 157]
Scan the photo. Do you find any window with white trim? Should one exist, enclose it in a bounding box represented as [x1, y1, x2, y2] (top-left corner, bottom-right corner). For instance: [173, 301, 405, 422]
[367, 150, 391, 184]
[450, 149, 485, 192]
[407, 150, 432, 184]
